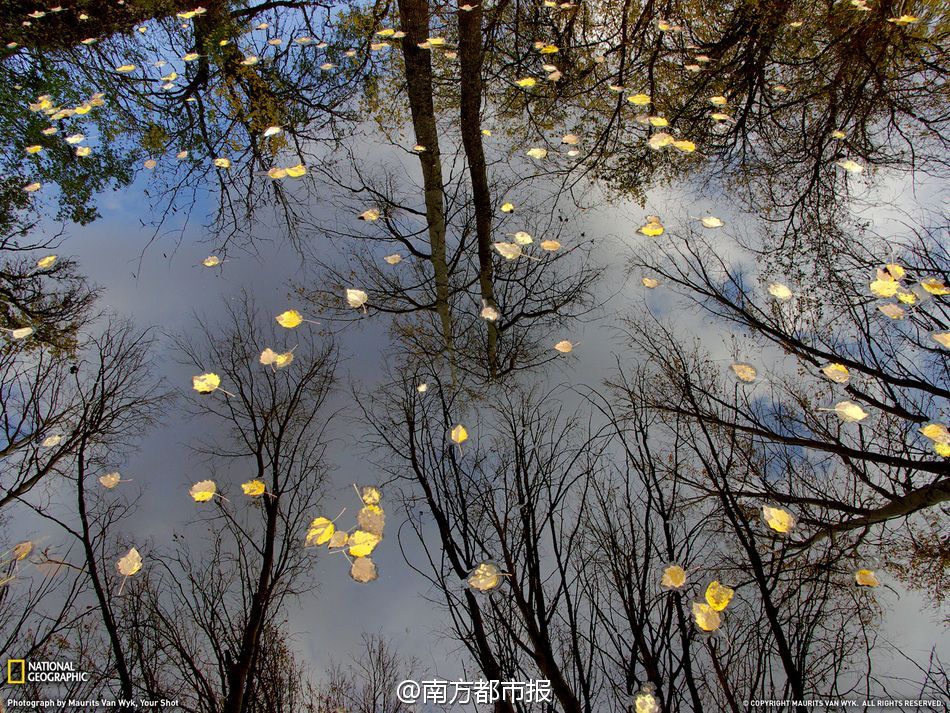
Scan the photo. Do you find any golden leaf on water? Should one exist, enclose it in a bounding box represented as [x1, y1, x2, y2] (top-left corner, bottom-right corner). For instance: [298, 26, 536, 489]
[267, 167, 287, 179]
[920, 278, 950, 296]
[700, 216, 724, 228]
[627, 93, 650, 105]
[24, 182, 41, 193]
[634, 687, 660, 713]
[115, 64, 136, 73]
[76, 146, 91, 157]
[500, 202, 515, 213]
[855, 569, 879, 587]
[705, 580, 734, 611]
[648, 132, 673, 150]
[99, 472, 121, 489]
[730, 362, 757, 382]
[37, 255, 57, 269]
[515, 77, 537, 88]
[12, 327, 34, 339]
[762, 505, 796, 533]
[275, 310, 304, 328]
[285, 164, 306, 178]
[539, 240, 561, 251]
[348, 530, 381, 557]
[638, 217, 664, 237]
[511, 231, 533, 245]
[526, 147, 548, 159]
[213, 157, 231, 169]
[692, 601, 721, 631]
[116, 548, 142, 576]
[554, 340, 574, 353]
[328, 530, 349, 548]
[361, 486, 382, 506]
[451, 424, 468, 444]
[836, 159, 864, 174]
[468, 562, 503, 592]
[192, 372, 221, 394]
[660, 564, 686, 589]
[494, 242, 522, 260]
[642, 277, 659, 289]
[351, 556, 378, 583]
[383, 254, 402, 265]
[346, 289, 369, 309]
[887, 14, 918, 24]
[357, 506, 385, 536]
[709, 95, 727, 106]
[648, 116, 669, 127]
[869, 278, 899, 298]
[242, 480, 266, 497]
[821, 363, 850, 384]
[878, 303, 905, 320]
[189, 480, 217, 502]
[305, 517, 335, 546]
[42, 434, 62, 447]
[827, 400, 868, 423]
[359, 208, 380, 221]
[417, 383, 429, 393]
[767, 282, 793, 300]
[202, 255, 220, 267]
[13, 541, 33, 561]
[672, 139, 696, 153]
[561, 134, 579, 145]
[933, 332, 950, 349]
[919, 423, 949, 445]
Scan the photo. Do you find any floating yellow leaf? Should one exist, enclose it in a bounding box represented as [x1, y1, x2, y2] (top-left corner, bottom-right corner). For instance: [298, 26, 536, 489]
[515, 77, 537, 88]
[920, 423, 949, 445]
[561, 134, 579, 145]
[242, 480, 266, 497]
[351, 556, 378, 583]
[692, 602, 721, 631]
[553, 340, 574, 353]
[836, 159, 864, 174]
[267, 167, 288, 179]
[358, 506, 385, 536]
[500, 202, 515, 213]
[383, 254, 402, 265]
[361, 486, 382, 506]
[99, 472, 121, 489]
[539, 240, 561, 251]
[920, 278, 950, 296]
[887, 14, 918, 24]
[24, 182, 41, 193]
[189, 480, 217, 502]
[115, 64, 136, 73]
[730, 362, 757, 382]
[348, 530, 381, 557]
[306, 517, 335, 546]
[869, 278, 899, 298]
[451, 424, 468, 444]
[25, 145, 42, 154]
[36, 255, 57, 269]
[639, 217, 664, 237]
[767, 282, 793, 300]
[213, 157, 231, 169]
[827, 400, 869, 423]
[192, 373, 221, 394]
[359, 208, 380, 221]
[275, 310, 303, 328]
[762, 505, 796, 533]
[468, 562, 503, 591]
[700, 216, 724, 228]
[526, 147, 548, 159]
[116, 548, 142, 576]
[648, 132, 673, 150]
[494, 242, 522, 260]
[627, 93, 650, 105]
[285, 164, 306, 177]
[672, 139, 696, 152]
[12, 327, 34, 339]
[855, 569, 879, 587]
[202, 255, 220, 267]
[705, 580, 734, 611]
[642, 277, 659, 289]
[346, 289, 369, 309]
[41, 434, 62, 447]
[13, 541, 33, 561]
[822, 363, 850, 384]
[878, 303, 905, 320]
[709, 95, 727, 106]
[660, 564, 686, 589]
[933, 332, 950, 349]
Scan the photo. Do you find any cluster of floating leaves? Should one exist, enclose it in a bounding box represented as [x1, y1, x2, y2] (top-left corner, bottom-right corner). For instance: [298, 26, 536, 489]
[306, 486, 385, 584]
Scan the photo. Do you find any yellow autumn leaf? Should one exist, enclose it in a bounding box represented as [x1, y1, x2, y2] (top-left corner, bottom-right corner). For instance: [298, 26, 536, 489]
[554, 340, 574, 353]
[672, 139, 696, 153]
[836, 159, 864, 174]
[275, 310, 303, 328]
[515, 77, 537, 88]
[192, 373, 221, 394]
[627, 93, 650, 105]
[821, 363, 850, 384]
[540, 240, 561, 251]
[115, 64, 136, 73]
[12, 327, 34, 339]
[692, 602, 721, 631]
[700, 216, 724, 228]
[705, 580, 734, 611]
[348, 530, 381, 557]
[639, 218, 664, 237]
[500, 202, 515, 213]
[451, 424, 468, 444]
[730, 363, 757, 382]
[213, 157, 231, 169]
[359, 208, 380, 221]
[648, 132, 673, 150]
[241, 480, 266, 497]
[878, 303, 905, 320]
[526, 147, 548, 159]
[357, 505, 385, 536]
[36, 255, 57, 269]
[494, 242, 522, 260]
[660, 564, 686, 589]
[189, 480, 217, 502]
[825, 400, 868, 422]
[285, 164, 306, 177]
[305, 517, 335, 546]
[13, 541, 33, 561]
[869, 278, 899, 298]
[768, 282, 793, 300]
[468, 562, 503, 591]
[920, 278, 950, 296]
[202, 255, 220, 267]
[932, 332, 950, 349]
[642, 277, 659, 289]
[116, 547, 142, 576]
[919, 423, 949, 445]
[855, 569, 879, 587]
[346, 289, 369, 309]
[361, 486, 382, 506]
[762, 505, 796, 533]
[99, 472, 121, 489]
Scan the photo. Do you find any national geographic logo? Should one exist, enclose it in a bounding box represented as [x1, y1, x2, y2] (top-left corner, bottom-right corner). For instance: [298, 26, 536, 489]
[5, 660, 89, 685]
[6, 660, 24, 685]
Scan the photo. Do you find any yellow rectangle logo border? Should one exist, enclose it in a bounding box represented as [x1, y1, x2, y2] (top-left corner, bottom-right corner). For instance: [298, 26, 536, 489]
[7, 659, 25, 684]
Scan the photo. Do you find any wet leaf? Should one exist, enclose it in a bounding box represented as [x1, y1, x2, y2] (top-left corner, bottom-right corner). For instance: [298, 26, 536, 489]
[306, 517, 335, 546]
[99, 472, 121, 489]
[855, 569, 879, 587]
[189, 480, 217, 502]
[346, 289, 369, 309]
[350, 556, 378, 583]
[704, 580, 734, 611]
[762, 505, 795, 533]
[275, 310, 304, 328]
[692, 601, 721, 631]
[821, 363, 850, 384]
[192, 373, 221, 394]
[468, 562, 503, 591]
[116, 547, 142, 576]
[451, 424, 468, 444]
[660, 564, 686, 589]
[242, 480, 266, 497]
[348, 530, 381, 557]
[730, 362, 757, 382]
[553, 340, 574, 353]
